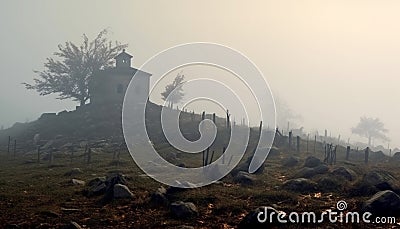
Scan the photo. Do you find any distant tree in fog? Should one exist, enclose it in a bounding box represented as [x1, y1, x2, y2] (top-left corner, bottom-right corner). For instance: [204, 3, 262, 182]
[352, 116, 389, 146]
[161, 72, 185, 108]
[274, 96, 302, 130]
[23, 29, 127, 106]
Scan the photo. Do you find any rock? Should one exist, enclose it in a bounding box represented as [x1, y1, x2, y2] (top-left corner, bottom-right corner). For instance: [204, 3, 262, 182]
[304, 156, 322, 168]
[363, 170, 395, 187]
[232, 155, 265, 176]
[362, 190, 400, 216]
[64, 168, 82, 176]
[113, 184, 134, 199]
[173, 226, 194, 229]
[238, 206, 283, 228]
[282, 156, 299, 167]
[234, 171, 256, 185]
[331, 167, 357, 181]
[85, 177, 107, 197]
[40, 210, 60, 218]
[150, 186, 169, 207]
[392, 152, 400, 161]
[282, 178, 317, 193]
[293, 165, 328, 179]
[65, 221, 83, 229]
[317, 177, 342, 192]
[71, 179, 85, 186]
[170, 201, 198, 219]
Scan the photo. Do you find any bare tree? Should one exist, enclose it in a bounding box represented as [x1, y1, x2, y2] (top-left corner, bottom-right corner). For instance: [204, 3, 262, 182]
[161, 72, 185, 108]
[352, 116, 389, 146]
[23, 29, 127, 106]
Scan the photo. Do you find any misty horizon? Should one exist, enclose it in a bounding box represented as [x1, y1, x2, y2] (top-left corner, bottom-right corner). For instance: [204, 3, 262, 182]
[1, 1, 399, 150]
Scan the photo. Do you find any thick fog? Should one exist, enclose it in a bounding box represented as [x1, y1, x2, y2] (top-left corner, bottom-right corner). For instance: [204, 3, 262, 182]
[1, 1, 399, 149]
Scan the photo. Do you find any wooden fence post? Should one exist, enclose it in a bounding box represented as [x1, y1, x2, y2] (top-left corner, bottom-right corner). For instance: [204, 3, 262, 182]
[13, 139, 17, 158]
[209, 150, 215, 165]
[37, 146, 41, 163]
[87, 147, 92, 164]
[306, 134, 309, 153]
[346, 146, 350, 161]
[49, 148, 53, 165]
[365, 147, 369, 164]
[202, 150, 205, 166]
[296, 136, 300, 153]
[226, 110, 230, 128]
[7, 136, 11, 156]
[314, 135, 317, 154]
[288, 131, 292, 151]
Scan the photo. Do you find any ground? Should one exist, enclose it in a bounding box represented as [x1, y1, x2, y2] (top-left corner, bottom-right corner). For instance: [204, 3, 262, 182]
[1, 145, 399, 229]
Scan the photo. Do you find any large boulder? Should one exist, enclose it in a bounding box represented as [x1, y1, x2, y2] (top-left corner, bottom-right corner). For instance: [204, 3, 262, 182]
[331, 167, 357, 181]
[150, 186, 169, 207]
[293, 165, 328, 179]
[282, 156, 299, 167]
[71, 179, 85, 186]
[85, 177, 107, 197]
[64, 168, 82, 176]
[363, 170, 395, 187]
[349, 170, 398, 197]
[392, 152, 400, 161]
[317, 177, 342, 192]
[234, 171, 256, 186]
[231, 155, 265, 176]
[304, 156, 322, 168]
[362, 190, 400, 216]
[282, 178, 317, 193]
[113, 184, 134, 199]
[170, 201, 198, 219]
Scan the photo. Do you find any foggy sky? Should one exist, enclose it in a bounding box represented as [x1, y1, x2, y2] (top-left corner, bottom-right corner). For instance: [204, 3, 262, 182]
[1, 1, 399, 149]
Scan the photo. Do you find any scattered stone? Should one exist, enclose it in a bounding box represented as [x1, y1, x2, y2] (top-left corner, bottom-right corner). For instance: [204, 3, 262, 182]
[65, 221, 83, 229]
[231, 155, 265, 176]
[40, 210, 60, 218]
[113, 184, 134, 199]
[170, 201, 198, 219]
[238, 206, 283, 228]
[150, 186, 169, 207]
[362, 190, 400, 216]
[363, 170, 396, 187]
[282, 178, 317, 193]
[85, 177, 107, 197]
[304, 156, 322, 168]
[282, 156, 299, 167]
[234, 171, 256, 185]
[61, 208, 81, 213]
[173, 226, 194, 229]
[331, 167, 357, 181]
[392, 152, 400, 161]
[71, 179, 85, 186]
[167, 180, 197, 194]
[293, 165, 328, 179]
[317, 177, 342, 192]
[64, 168, 82, 176]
